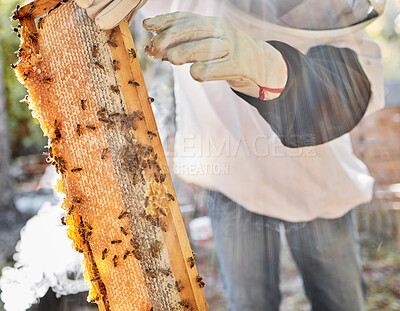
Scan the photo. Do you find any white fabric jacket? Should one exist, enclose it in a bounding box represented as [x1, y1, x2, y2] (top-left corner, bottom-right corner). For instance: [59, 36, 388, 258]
[142, 0, 384, 221]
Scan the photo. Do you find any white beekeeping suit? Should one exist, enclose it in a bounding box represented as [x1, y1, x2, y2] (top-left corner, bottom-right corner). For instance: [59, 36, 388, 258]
[139, 0, 385, 221]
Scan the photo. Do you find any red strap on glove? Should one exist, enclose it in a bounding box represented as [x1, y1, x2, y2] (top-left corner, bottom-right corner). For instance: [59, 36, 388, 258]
[258, 54, 288, 100]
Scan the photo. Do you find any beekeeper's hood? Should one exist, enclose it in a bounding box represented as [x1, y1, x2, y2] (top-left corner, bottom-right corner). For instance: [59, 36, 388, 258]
[224, 0, 385, 30]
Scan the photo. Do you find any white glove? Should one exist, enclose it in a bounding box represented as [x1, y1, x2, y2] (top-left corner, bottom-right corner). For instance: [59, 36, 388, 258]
[143, 12, 287, 100]
[75, 0, 147, 29]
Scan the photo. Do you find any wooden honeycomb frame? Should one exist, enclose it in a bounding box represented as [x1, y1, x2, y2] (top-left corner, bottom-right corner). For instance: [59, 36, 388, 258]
[13, 1, 209, 310]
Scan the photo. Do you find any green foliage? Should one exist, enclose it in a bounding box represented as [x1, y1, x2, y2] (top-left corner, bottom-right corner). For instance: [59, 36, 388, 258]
[361, 238, 400, 311]
[0, 0, 47, 157]
[367, 0, 400, 79]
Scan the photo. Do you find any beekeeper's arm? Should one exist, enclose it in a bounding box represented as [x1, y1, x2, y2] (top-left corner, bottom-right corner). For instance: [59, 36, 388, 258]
[74, 0, 376, 149]
[143, 12, 374, 148]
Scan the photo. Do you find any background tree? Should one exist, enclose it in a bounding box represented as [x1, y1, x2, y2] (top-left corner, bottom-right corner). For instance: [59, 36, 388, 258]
[0, 44, 14, 219]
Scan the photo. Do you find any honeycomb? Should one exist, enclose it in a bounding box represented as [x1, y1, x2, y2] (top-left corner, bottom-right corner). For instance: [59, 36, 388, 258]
[13, 1, 187, 310]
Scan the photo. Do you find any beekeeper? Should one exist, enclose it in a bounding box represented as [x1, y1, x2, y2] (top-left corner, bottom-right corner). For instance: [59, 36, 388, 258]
[75, 0, 385, 310]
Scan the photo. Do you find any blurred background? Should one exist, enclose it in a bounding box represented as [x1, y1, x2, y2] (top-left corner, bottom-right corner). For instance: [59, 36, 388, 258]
[0, 0, 399, 310]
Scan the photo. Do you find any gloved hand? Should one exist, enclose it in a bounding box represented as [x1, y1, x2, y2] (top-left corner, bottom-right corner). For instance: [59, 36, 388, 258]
[143, 12, 287, 100]
[75, 0, 147, 29]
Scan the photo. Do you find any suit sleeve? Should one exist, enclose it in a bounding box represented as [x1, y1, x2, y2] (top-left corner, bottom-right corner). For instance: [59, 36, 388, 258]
[234, 41, 371, 148]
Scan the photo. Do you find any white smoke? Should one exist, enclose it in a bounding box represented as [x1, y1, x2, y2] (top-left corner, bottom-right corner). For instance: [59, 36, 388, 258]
[0, 202, 88, 311]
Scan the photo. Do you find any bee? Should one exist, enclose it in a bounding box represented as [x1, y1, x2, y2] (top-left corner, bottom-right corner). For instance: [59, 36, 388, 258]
[145, 268, 156, 279]
[112, 60, 120, 71]
[10, 63, 17, 69]
[159, 173, 166, 183]
[48, 2, 62, 14]
[128, 80, 140, 86]
[61, 216, 66, 226]
[42, 77, 52, 83]
[159, 220, 167, 232]
[147, 131, 157, 139]
[37, 18, 44, 29]
[86, 125, 96, 130]
[84, 221, 93, 231]
[94, 61, 105, 70]
[55, 157, 67, 174]
[101, 148, 109, 160]
[71, 167, 82, 173]
[166, 193, 175, 201]
[29, 32, 38, 43]
[53, 120, 61, 142]
[149, 241, 162, 258]
[80, 99, 86, 110]
[112, 255, 118, 267]
[148, 97, 155, 104]
[127, 48, 137, 59]
[90, 276, 100, 282]
[130, 237, 139, 249]
[133, 111, 144, 121]
[89, 296, 100, 303]
[13, 27, 19, 33]
[72, 197, 81, 203]
[22, 72, 30, 81]
[187, 256, 195, 268]
[148, 215, 167, 232]
[142, 145, 153, 157]
[101, 248, 108, 260]
[109, 112, 120, 117]
[118, 211, 129, 219]
[75, 246, 84, 253]
[68, 205, 75, 214]
[120, 226, 128, 236]
[91, 45, 99, 58]
[28, 2, 35, 15]
[107, 39, 118, 47]
[109, 29, 116, 39]
[120, 114, 137, 131]
[123, 250, 130, 260]
[144, 196, 149, 208]
[131, 249, 142, 261]
[76, 124, 82, 136]
[175, 281, 184, 292]
[156, 207, 167, 217]
[159, 268, 172, 277]
[195, 275, 205, 288]
[178, 300, 191, 310]
[48, 146, 53, 158]
[111, 239, 122, 244]
[97, 107, 106, 115]
[11, 5, 20, 20]
[110, 85, 120, 94]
